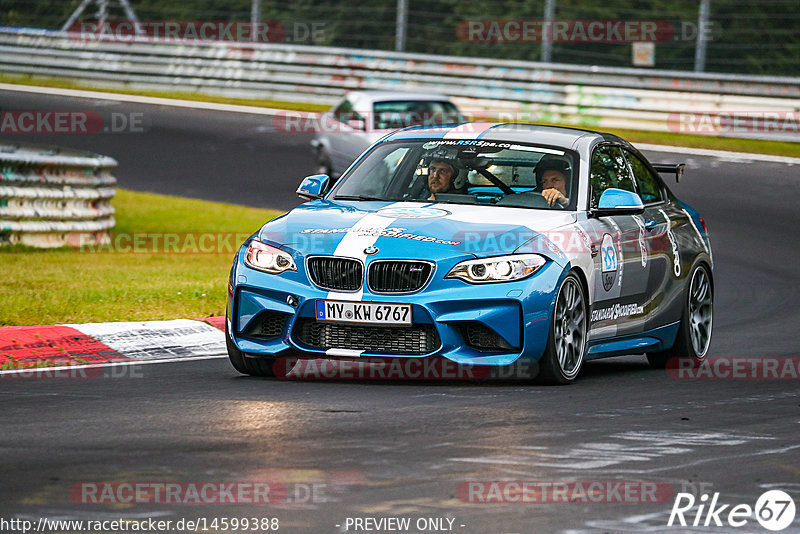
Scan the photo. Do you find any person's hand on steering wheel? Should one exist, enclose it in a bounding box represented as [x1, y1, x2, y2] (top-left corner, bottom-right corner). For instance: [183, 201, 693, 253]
[542, 187, 568, 207]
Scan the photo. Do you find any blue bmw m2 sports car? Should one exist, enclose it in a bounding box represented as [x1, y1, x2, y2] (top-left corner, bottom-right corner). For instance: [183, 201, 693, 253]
[226, 123, 713, 384]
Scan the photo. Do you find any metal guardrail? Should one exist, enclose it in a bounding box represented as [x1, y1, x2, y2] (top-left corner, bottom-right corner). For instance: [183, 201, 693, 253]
[0, 141, 116, 247]
[1, 28, 799, 136]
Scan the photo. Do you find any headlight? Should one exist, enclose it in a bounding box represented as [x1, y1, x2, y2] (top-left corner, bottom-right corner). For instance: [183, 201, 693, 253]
[445, 254, 546, 283]
[244, 240, 297, 274]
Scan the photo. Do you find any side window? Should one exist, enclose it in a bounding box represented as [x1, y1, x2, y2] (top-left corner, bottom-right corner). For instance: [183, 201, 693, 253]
[623, 149, 664, 204]
[360, 147, 410, 197]
[590, 145, 636, 208]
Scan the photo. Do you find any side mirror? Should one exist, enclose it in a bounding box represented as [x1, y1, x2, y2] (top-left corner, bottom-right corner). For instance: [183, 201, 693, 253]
[347, 118, 366, 131]
[296, 174, 330, 200]
[592, 188, 644, 217]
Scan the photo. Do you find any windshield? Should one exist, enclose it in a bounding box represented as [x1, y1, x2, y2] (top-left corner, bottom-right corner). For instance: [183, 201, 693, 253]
[331, 139, 579, 210]
[372, 101, 463, 130]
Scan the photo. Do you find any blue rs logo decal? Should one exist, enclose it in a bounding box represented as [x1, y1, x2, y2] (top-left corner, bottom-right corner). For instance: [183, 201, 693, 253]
[601, 234, 618, 272]
[600, 233, 618, 291]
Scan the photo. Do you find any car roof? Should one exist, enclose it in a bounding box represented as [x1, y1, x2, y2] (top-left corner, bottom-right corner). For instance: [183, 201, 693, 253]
[345, 90, 456, 103]
[381, 122, 627, 149]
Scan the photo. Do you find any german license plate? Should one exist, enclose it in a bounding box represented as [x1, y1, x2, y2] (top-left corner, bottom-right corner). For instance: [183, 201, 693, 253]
[315, 300, 412, 325]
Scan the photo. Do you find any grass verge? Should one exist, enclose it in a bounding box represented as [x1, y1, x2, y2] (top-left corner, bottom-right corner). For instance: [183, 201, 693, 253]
[2, 73, 797, 158]
[0, 189, 281, 326]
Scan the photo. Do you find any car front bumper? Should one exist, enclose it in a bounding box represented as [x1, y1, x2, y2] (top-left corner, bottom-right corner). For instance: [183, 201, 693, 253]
[227, 248, 566, 367]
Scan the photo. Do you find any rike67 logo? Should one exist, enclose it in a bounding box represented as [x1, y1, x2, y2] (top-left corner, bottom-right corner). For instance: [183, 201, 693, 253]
[668, 490, 796, 531]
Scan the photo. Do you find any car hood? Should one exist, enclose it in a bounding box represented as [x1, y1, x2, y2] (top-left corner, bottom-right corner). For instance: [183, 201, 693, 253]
[258, 200, 576, 261]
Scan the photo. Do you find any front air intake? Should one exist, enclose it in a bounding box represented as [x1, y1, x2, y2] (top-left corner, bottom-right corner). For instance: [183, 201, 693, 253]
[294, 319, 440, 354]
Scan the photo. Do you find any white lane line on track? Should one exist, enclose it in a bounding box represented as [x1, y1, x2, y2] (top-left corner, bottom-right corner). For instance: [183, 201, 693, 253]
[635, 142, 800, 165]
[0, 354, 227, 376]
[0, 82, 291, 116]
[3, 83, 797, 164]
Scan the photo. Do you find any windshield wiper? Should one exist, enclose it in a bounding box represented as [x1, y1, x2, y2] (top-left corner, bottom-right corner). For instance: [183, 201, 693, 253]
[333, 195, 392, 201]
[428, 199, 479, 206]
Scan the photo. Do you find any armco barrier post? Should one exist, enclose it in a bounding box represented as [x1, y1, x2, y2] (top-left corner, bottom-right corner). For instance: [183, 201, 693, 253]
[0, 142, 116, 247]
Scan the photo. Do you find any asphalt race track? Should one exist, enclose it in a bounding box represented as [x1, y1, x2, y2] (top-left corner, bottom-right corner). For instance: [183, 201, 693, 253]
[2, 89, 800, 533]
[0, 89, 314, 210]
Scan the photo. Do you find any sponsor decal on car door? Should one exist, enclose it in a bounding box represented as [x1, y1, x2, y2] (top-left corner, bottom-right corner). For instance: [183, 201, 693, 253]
[586, 215, 650, 339]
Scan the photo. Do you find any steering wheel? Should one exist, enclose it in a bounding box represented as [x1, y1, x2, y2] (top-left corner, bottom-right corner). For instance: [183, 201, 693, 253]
[495, 191, 553, 209]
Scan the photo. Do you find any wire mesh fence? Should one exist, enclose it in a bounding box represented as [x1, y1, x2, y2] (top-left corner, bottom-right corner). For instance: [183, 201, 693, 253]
[1, 0, 797, 76]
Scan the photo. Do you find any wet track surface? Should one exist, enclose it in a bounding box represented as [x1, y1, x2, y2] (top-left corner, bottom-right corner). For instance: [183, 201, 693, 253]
[1, 89, 800, 533]
[0, 89, 313, 209]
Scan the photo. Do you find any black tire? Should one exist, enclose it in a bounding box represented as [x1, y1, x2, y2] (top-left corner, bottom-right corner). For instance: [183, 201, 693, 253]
[536, 272, 588, 385]
[225, 319, 276, 377]
[647, 263, 713, 368]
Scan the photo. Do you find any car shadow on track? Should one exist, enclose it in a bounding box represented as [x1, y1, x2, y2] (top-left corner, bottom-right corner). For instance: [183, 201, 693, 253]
[227, 354, 657, 388]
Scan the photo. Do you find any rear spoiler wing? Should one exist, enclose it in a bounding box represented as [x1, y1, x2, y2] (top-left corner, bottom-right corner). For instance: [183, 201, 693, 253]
[653, 163, 685, 183]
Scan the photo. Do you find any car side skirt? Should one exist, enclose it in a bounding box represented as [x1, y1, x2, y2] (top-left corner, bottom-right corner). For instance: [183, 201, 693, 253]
[586, 321, 680, 359]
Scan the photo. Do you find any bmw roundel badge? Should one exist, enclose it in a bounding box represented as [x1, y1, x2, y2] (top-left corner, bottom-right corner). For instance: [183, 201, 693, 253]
[364, 246, 379, 255]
